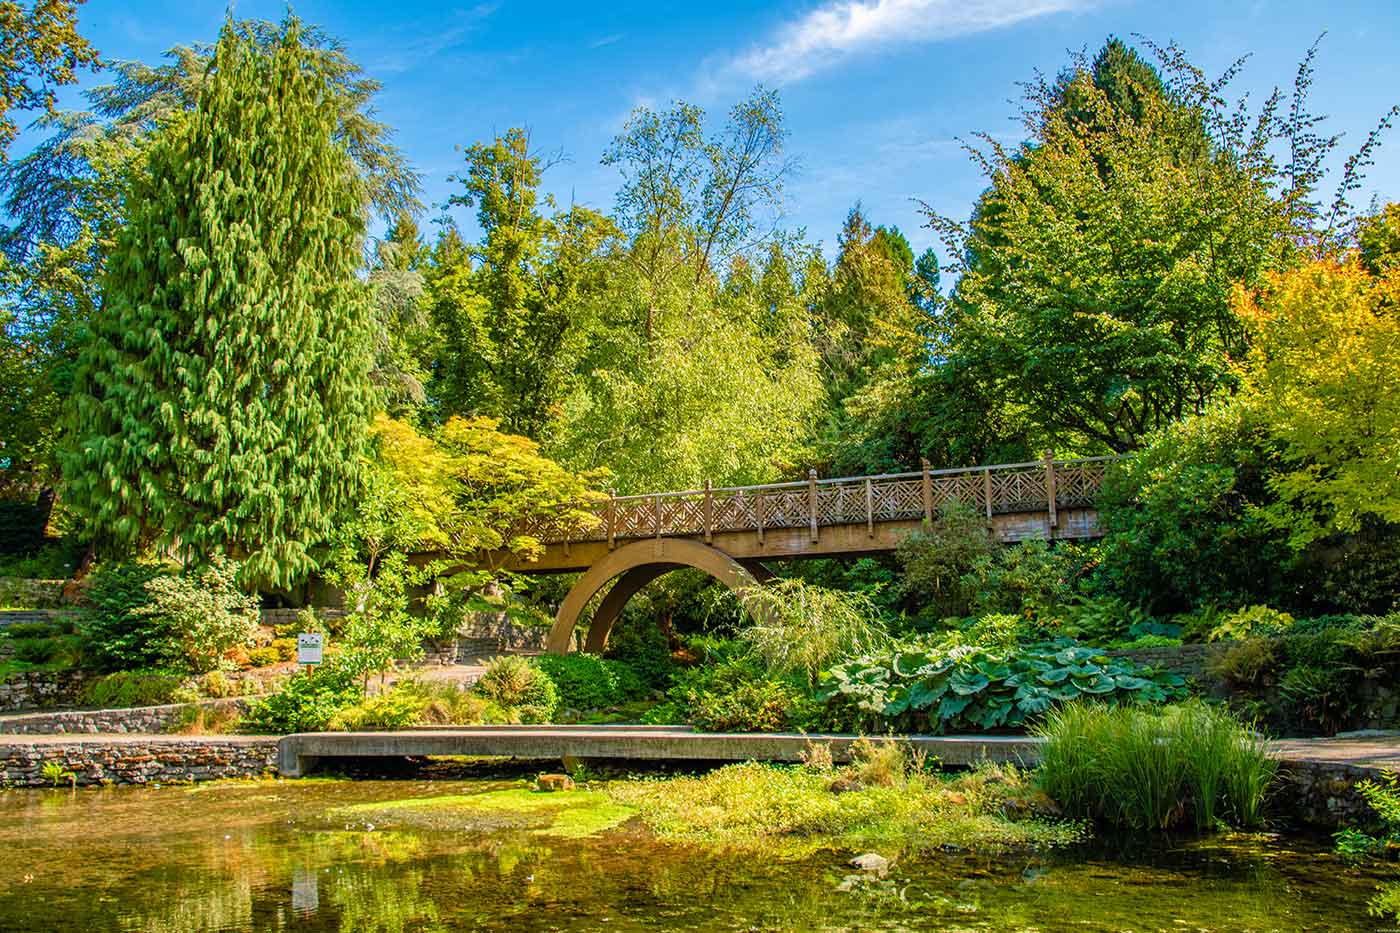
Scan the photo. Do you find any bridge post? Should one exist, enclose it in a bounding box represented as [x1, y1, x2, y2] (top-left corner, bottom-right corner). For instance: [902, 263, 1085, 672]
[607, 490, 616, 550]
[755, 490, 765, 544]
[653, 494, 662, 538]
[1044, 450, 1058, 538]
[983, 468, 994, 519]
[704, 479, 714, 544]
[864, 478, 874, 537]
[807, 469, 819, 543]
[920, 458, 934, 523]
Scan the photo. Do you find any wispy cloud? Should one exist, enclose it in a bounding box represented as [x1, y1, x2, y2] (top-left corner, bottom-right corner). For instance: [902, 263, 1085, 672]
[727, 0, 1099, 84]
[368, 3, 500, 75]
[590, 34, 625, 49]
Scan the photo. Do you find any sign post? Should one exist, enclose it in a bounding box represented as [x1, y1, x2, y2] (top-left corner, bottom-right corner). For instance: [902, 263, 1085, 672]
[296, 632, 324, 668]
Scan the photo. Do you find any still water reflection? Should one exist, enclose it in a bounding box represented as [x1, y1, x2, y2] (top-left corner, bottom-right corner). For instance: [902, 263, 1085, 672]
[0, 777, 1393, 932]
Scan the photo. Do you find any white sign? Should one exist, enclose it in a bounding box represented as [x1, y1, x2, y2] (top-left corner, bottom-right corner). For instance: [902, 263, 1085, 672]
[296, 633, 324, 665]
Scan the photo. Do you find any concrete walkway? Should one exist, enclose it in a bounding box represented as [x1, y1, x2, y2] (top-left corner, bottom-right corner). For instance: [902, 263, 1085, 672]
[274, 726, 1040, 777]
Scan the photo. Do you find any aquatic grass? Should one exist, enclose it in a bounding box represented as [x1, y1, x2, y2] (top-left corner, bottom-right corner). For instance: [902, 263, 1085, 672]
[605, 760, 1085, 856]
[1035, 701, 1278, 831]
[331, 786, 636, 838]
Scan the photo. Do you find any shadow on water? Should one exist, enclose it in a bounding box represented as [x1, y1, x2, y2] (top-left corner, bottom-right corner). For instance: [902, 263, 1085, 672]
[1, 775, 1396, 932]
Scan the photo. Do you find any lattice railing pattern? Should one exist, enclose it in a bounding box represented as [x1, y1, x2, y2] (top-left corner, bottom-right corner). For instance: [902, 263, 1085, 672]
[514, 457, 1117, 545]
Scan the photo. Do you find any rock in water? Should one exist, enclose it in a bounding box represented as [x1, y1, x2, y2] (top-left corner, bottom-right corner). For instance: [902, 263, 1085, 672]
[849, 853, 890, 872]
[536, 774, 575, 792]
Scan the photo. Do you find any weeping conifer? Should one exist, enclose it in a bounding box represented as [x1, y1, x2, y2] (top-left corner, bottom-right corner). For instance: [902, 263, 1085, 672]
[62, 18, 374, 588]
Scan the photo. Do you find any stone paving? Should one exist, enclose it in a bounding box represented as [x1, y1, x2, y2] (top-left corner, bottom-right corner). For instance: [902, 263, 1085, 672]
[1270, 731, 1400, 771]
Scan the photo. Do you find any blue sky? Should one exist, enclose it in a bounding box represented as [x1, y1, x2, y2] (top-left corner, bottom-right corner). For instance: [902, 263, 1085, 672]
[31, 0, 1400, 257]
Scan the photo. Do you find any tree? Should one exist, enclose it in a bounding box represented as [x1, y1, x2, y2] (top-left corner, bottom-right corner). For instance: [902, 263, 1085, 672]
[546, 89, 818, 492]
[0, 16, 416, 503]
[922, 37, 1394, 453]
[604, 87, 791, 341]
[0, 0, 98, 157]
[62, 18, 375, 588]
[432, 130, 617, 436]
[1235, 258, 1400, 547]
[368, 214, 432, 417]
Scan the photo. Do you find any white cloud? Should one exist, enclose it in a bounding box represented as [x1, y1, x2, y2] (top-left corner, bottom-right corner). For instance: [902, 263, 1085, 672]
[729, 0, 1098, 83]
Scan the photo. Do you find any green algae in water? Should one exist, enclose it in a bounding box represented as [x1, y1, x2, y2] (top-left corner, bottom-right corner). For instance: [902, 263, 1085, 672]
[0, 779, 1397, 931]
[331, 785, 637, 839]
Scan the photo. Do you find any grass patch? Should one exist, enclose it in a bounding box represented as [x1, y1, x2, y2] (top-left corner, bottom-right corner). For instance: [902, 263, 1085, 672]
[330, 785, 636, 839]
[1035, 700, 1279, 830]
[605, 758, 1085, 856]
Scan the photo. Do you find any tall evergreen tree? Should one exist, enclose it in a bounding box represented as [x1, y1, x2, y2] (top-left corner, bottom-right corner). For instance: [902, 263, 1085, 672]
[62, 17, 374, 588]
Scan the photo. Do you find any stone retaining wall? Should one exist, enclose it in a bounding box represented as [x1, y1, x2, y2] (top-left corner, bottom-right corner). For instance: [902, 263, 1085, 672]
[1106, 643, 1224, 680]
[0, 577, 67, 609]
[0, 608, 77, 629]
[0, 671, 87, 712]
[455, 617, 569, 658]
[0, 697, 250, 734]
[0, 736, 278, 786]
[1276, 759, 1385, 825]
[259, 608, 347, 629]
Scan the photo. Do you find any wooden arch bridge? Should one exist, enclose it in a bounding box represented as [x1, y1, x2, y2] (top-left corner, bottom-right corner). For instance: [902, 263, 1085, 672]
[487, 455, 1116, 654]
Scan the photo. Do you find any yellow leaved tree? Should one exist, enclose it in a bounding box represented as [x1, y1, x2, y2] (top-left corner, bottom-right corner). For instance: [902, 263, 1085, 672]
[1234, 257, 1400, 547]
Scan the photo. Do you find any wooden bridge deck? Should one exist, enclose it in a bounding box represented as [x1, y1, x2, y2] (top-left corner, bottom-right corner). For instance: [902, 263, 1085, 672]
[493, 455, 1116, 573]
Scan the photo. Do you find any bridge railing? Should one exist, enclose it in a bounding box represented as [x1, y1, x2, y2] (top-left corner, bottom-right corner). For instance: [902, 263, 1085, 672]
[526, 455, 1117, 546]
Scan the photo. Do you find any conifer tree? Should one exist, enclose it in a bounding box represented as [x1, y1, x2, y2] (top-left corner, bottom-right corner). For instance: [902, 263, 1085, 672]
[62, 17, 374, 588]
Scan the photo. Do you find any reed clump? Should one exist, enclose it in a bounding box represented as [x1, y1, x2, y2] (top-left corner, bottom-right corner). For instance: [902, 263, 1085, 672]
[1035, 700, 1278, 831]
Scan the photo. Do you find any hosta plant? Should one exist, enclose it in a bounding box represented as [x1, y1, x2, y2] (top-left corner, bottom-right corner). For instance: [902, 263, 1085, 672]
[818, 641, 1188, 733]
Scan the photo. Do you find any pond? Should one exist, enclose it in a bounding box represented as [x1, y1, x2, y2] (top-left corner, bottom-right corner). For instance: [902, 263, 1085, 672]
[1, 774, 1394, 932]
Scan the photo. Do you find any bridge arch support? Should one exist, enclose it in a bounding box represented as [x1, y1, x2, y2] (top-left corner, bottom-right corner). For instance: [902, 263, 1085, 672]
[547, 538, 767, 654]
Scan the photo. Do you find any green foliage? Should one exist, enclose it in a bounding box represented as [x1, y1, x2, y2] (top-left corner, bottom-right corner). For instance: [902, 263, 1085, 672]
[326, 685, 428, 731]
[80, 557, 256, 675]
[135, 556, 258, 673]
[1278, 665, 1356, 735]
[1208, 605, 1295, 642]
[0, 540, 82, 579]
[601, 616, 675, 688]
[1036, 701, 1278, 830]
[3, 621, 59, 638]
[474, 655, 559, 723]
[0, 0, 99, 156]
[1054, 595, 1155, 645]
[39, 759, 74, 787]
[671, 658, 806, 733]
[242, 661, 363, 734]
[534, 653, 646, 711]
[736, 578, 890, 684]
[1335, 771, 1400, 860]
[2, 15, 416, 496]
[1095, 405, 1293, 612]
[551, 90, 824, 493]
[0, 500, 48, 555]
[895, 505, 997, 619]
[78, 561, 168, 672]
[61, 17, 374, 589]
[923, 37, 1387, 454]
[607, 759, 1083, 856]
[820, 641, 1187, 734]
[9, 633, 79, 666]
[963, 540, 1094, 619]
[82, 669, 184, 708]
[1209, 638, 1280, 688]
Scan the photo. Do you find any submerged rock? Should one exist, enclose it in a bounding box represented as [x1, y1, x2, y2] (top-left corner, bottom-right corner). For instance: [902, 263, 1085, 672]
[849, 852, 890, 873]
[536, 774, 576, 792]
[999, 792, 1063, 820]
